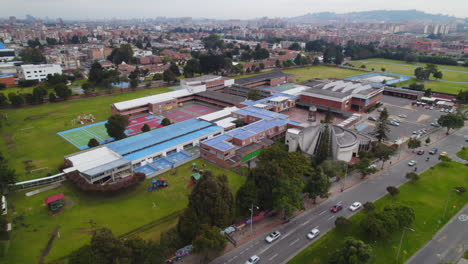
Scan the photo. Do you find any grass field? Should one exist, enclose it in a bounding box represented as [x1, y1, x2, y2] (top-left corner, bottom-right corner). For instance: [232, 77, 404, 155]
[350, 59, 468, 82]
[3, 159, 246, 264]
[457, 147, 468, 160]
[289, 161, 468, 264]
[423, 81, 468, 95]
[0, 86, 172, 181]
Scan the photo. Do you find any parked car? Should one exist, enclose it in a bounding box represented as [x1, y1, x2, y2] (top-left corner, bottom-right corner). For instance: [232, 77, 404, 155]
[368, 116, 377, 121]
[390, 121, 400, 126]
[429, 148, 438, 155]
[440, 108, 446, 112]
[307, 228, 320, 240]
[398, 114, 407, 118]
[439, 152, 448, 158]
[377, 108, 384, 112]
[349, 202, 362, 212]
[408, 160, 417, 166]
[265, 231, 281, 243]
[430, 106, 434, 110]
[449, 109, 455, 113]
[245, 255, 260, 264]
[330, 204, 343, 213]
[465, 136, 468, 142]
[417, 150, 425, 155]
[431, 122, 441, 127]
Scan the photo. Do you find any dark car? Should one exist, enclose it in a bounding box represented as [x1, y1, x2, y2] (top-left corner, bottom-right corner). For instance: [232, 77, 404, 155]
[368, 116, 377, 121]
[330, 204, 343, 213]
[429, 148, 438, 155]
[417, 150, 425, 155]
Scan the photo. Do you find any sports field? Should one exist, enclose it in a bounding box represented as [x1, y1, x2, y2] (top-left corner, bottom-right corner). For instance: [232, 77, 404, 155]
[163, 103, 219, 122]
[0, 86, 172, 181]
[57, 121, 113, 149]
[289, 161, 468, 264]
[2, 159, 246, 264]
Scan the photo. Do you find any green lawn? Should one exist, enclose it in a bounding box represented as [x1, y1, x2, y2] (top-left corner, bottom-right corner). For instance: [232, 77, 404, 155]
[3, 159, 246, 264]
[364, 58, 468, 72]
[457, 147, 468, 160]
[349, 59, 468, 83]
[289, 161, 468, 264]
[423, 81, 468, 95]
[282, 66, 361, 83]
[0, 86, 172, 181]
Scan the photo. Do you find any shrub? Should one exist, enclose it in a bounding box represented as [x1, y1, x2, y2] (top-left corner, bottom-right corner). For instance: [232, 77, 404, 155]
[335, 216, 352, 232]
[386, 186, 400, 196]
[405, 172, 420, 183]
[363, 202, 375, 212]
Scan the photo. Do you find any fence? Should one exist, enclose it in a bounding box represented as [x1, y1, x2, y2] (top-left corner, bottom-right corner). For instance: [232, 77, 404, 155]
[13, 172, 66, 189]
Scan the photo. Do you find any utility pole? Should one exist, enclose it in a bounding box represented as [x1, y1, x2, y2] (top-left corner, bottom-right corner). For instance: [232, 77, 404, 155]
[396, 227, 415, 263]
[249, 204, 259, 235]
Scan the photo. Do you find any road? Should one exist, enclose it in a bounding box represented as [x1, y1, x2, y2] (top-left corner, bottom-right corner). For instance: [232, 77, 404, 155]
[406, 204, 468, 264]
[210, 126, 468, 264]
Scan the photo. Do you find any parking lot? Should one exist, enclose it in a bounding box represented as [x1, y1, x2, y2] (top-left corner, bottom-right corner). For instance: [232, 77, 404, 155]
[357, 95, 446, 142]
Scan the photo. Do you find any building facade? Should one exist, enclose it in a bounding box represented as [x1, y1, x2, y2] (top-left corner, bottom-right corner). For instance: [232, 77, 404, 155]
[17, 64, 62, 82]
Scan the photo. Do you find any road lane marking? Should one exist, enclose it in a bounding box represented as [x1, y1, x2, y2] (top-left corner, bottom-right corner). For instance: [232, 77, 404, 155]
[301, 220, 311, 226]
[327, 215, 335, 221]
[290, 238, 300, 246]
[269, 253, 278, 261]
[319, 210, 327, 215]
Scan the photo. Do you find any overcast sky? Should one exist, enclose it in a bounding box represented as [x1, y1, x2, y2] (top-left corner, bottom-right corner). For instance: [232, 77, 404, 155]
[1, 0, 467, 20]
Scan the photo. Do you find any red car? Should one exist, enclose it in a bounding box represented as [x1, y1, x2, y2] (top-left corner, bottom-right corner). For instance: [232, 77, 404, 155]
[330, 204, 343, 213]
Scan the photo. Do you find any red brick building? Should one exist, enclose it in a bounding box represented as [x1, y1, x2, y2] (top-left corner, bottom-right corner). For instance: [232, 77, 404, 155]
[0, 74, 15, 88]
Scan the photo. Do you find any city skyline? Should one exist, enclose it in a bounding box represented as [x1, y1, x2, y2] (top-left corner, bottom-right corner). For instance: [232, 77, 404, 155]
[2, 0, 467, 20]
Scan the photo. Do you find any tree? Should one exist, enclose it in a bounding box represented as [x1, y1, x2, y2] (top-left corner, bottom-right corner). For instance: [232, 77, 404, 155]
[192, 225, 227, 261]
[0, 83, 5, 90]
[438, 114, 465, 135]
[202, 34, 224, 50]
[319, 160, 347, 179]
[275, 60, 281, 68]
[313, 57, 320, 65]
[49, 92, 57, 103]
[105, 114, 129, 140]
[433, 71, 443, 80]
[108, 44, 134, 64]
[360, 213, 390, 240]
[254, 48, 270, 60]
[69, 245, 95, 264]
[314, 125, 332, 164]
[247, 89, 261, 100]
[161, 118, 171, 126]
[54, 83, 72, 100]
[8, 93, 25, 106]
[288, 42, 302, 51]
[374, 107, 390, 142]
[184, 59, 201, 77]
[381, 67, 386, 72]
[424, 88, 432, 97]
[425, 137, 431, 144]
[169, 63, 181, 77]
[141, 124, 151, 133]
[386, 186, 399, 196]
[355, 158, 373, 179]
[363, 202, 375, 212]
[414, 67, 430, 80]
[0, 93, 7, 106]
[177, 172, 234, 243]
[371, 142, 395, 168]
[328, 238, 372, 264]
[19, 47, 45, 63]
[87, 138, 99, 148]
[46, 73, 68, 85]
[407, 139, 421, 150]
[81, 82, 94, 94]
[235, 178, 259, 217]
[334, 52, 344, 65]
[272, 176, 305, 217]
[0, 152, 16, 194]
[163, 69, 176, 83]
[32, 86, 47, 103]
[405, 172, 420, 183]
[130, 79, 138, 88]
[335, 216, 352, 232]
[304, 167, 330, 203]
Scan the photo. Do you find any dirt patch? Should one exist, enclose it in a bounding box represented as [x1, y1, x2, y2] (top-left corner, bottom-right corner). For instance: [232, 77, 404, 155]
[38, 226, 60, 264]
[24, 113, 50, 121]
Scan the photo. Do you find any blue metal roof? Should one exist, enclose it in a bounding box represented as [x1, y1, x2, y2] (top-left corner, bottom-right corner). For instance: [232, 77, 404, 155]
[124, 125, 222, 161]
[107, 119, 214, 155]
[234, 106, 288, 120]
[0, 43, 4, 49]
[0, 73, 13, 78]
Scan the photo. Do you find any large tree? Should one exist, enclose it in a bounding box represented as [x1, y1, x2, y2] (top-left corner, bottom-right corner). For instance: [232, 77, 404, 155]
[438, 113, 464, 135]
[192, 225, 227, 261]
[273, 175, 305, 217]
[371, 142, 396, 168]
[319, 160, 347, 179]
[53, 83, 72, 100]
[0, 152, 16, 194]
[177, 172, 234, 243]
[304, 167, 330, 203]
[202, 34, 224, 50]
[19, 47, 45, 63]
[105, 114, 129, 140]
[235, 178, 259, 217]
[374, 108, 390, 142]
[328, 238, 372, 264]
[108, 44, 134, 64]
[163, 69, 176, 83]
[407, 138, 421, 150]
[314, 125, 333, 164]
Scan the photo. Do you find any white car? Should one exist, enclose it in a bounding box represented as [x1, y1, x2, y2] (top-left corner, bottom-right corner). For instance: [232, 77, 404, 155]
[245, 255, 260, 264]
[390, 121, 400, 126]
[265, 231, 281, 243]
[430, 106, 434, 110]
[349, 202, 362, 212]
[307, 228, 320, 240]
[398, 114, 407, 118]
[408, 160, 417, 166]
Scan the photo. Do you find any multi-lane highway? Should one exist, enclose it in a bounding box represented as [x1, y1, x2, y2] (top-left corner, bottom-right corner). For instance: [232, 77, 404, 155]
[210, 126, 468, 264]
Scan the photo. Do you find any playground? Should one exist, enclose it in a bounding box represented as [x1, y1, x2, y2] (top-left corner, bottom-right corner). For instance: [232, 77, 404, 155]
[57, 114, 164, 150]
[4, 159, 246, 264]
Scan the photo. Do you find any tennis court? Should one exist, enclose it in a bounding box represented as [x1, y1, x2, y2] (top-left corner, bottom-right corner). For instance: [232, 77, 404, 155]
[134, 165, 158, 175]
[125, 115, 163, 135]
[57, 121, 113, 150]
[151, 158, 174, 170]
[166, 151, 192, 163]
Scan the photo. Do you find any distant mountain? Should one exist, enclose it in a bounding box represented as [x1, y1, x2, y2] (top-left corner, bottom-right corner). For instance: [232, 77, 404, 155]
[287, 10, 462, 24]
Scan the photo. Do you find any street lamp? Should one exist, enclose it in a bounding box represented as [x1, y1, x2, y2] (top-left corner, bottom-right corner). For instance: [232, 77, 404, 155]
[396, 227, 415, 263]
[249, 204, 259, 235]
